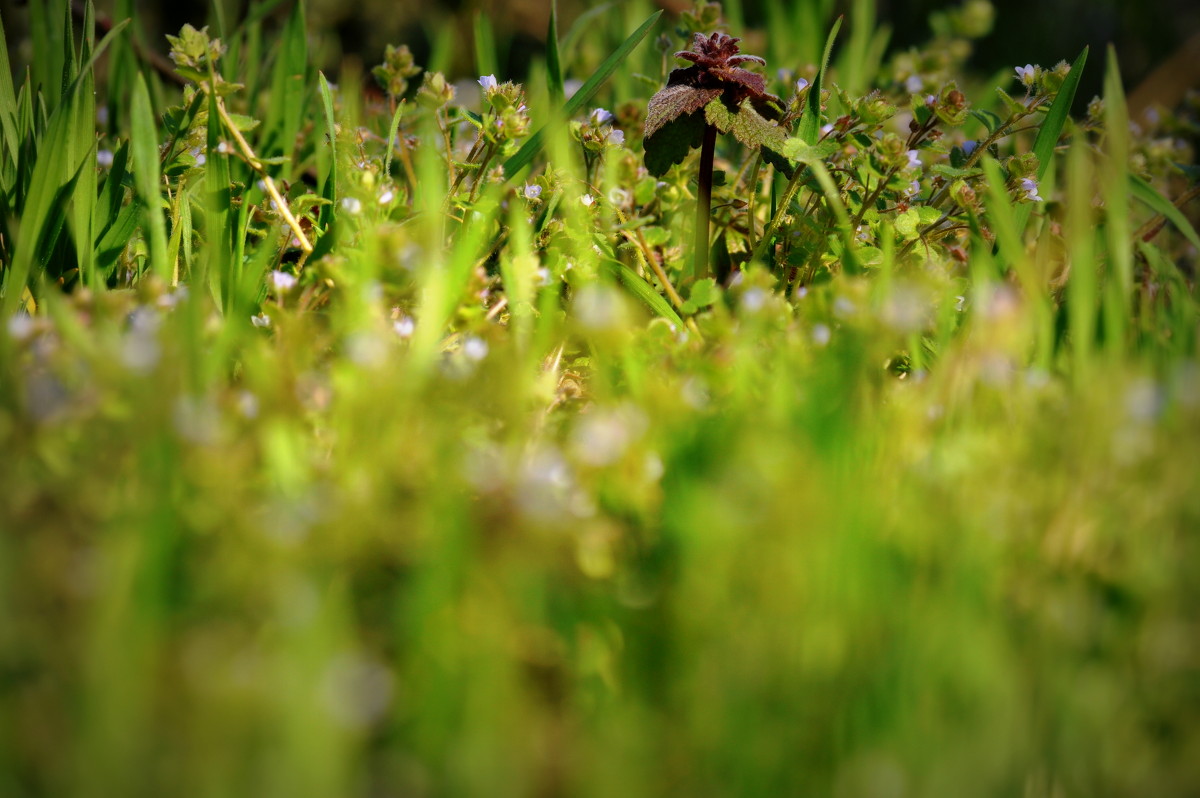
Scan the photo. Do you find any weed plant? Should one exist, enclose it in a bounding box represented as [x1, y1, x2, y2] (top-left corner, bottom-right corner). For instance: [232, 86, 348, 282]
[1, 1, 1199, 796]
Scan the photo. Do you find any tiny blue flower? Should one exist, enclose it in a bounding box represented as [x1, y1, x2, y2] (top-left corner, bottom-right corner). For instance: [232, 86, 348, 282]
[590, 107, 613, 125]
[795, 77, 809, 93]
[523, 184, 542, 200]
[906, 149, 922, 170]
[1015, 64, 1037, 87]
[962, 140, 978, 156]
[1020, 177, 1043, 202]
[607, 128, 625, 146]
[478, 74, 498, 90]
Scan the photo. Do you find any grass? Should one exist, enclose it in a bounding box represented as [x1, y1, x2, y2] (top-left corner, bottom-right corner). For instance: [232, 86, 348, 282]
[1, 1, 1199, 796]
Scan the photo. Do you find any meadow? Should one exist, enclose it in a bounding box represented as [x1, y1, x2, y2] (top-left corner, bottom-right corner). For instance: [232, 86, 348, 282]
[1, 0, 1198, 795]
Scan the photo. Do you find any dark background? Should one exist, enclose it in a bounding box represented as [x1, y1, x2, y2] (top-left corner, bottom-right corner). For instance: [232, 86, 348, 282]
[4, 0, 1199, 113]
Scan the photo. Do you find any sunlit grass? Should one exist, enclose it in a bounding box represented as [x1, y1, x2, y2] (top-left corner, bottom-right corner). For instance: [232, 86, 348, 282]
[1, 1, 1198, 796]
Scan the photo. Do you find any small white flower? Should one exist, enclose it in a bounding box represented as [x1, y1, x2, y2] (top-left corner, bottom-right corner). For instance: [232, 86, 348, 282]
[478, 74, 498, 90]
[97, 149, 114, 169]
[270, 270, 298, 291]
[607, 128, 625, 146]
[820, 123, 834, 136]
[251, 313, 271, 328]
[216, 141, 231, 154]
[906, 149, 922, 170]
[580, 193, 595, 208]
[740, 288, 767, 312]
[189, 147, 206, 167]
[607, 187, 630, 207]
[904, 179, 921, 198]
[523, 183, 542, 200]
[590, 107, 613, 125]
[1020, 177, 1043, 202]
[811, 324, 831, 346]
[341, 197, 362, 215]
[924, 94, 937, 106]
[905, 74, 923, 93]
[563, 79, 583, 98]
[1015, 64, 1037, 86]
[378, 188, 395, 204]
[462, 336, 489, 361]
[795, 77, 810, 93]
[393, 316, 415, 338]
[6, 314, 34, 341]
[962, 140, 978, 156]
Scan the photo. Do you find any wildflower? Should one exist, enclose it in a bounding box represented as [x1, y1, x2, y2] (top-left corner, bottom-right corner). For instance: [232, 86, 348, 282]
[1015, 64, 1037, 88]
[341, 197, 363, 215]
[270, 270, 298, 291]
[563, 79, 583, 98]
[7, 314, 34, 341]
[607, 128, 626, 146]
[795, 77, 809, 93]
[905, 74, 923, 93]
[378, 188, 395, 204]
[580, 193, 595, 208]
[962, 140, 977, 156]
[903, 179, 921, 198]
[590, 107, 614, 125]
[96, 106, 109, 126]
[189, 147, 206, 167]
[478, 74, 498, 91]
[1020, 177, 1043, 202]
[606, 187, 631, 207]
[97, 149, 114, 169]
[462, 336, 489, 361]
[811, 324, 831, 346]
[393, 316, 415, 338]
[216, 141, 231, 154]
[820, 123, 834, 136]
[523, 183, 542, 200]
[251, 313, 271, 328]
[905, 149, 922, 170]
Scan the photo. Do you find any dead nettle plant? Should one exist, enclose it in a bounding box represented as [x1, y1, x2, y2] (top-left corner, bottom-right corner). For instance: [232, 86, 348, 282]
[643, 32, 788, 281]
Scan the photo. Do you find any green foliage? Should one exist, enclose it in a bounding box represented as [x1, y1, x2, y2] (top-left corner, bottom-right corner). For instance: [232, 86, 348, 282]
[1, 2, 1199, 797]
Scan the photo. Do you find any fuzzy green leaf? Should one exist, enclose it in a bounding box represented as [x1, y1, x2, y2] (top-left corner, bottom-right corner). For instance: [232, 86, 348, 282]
[704, 98, 786, 153]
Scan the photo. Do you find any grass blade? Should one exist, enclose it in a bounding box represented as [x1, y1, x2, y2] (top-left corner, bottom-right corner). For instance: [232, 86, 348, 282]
[546, 0, 564, 107]
[797, 15, 842, 145]
[1129, 173, 1200, 252]
[602, 257, 684, 328]
[473, 12, 498, 79]
[0, 11, 21, 185]
[131, 72, 170, 281]
[260, 0, 308, 166]
[502, 9, 662, 180]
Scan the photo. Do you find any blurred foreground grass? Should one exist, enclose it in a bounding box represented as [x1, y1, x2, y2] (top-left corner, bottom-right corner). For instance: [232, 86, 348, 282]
[1, 1, 1199, 796]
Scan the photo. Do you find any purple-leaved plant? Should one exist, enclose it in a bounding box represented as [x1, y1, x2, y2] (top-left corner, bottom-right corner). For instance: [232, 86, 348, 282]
[644, 32, 787, 280]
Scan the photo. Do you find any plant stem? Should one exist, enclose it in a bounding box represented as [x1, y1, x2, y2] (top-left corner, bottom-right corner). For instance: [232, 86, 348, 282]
[693, 124, 717, 281]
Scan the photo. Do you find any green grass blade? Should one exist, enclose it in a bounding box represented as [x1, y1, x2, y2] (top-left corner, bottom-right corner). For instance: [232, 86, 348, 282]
[473, 12, 498, 78]
[312, 70, 339, 259]
[260, 0, 308, 166]
[1102, 45, 1131, 355]
[0, 11, 21, 182]
[546, 0, 564, 107]
[1129, 173, 1200, 252]
[131, 72, 170, 281]
[1012, 46, 1087, 236]
[560, 3, 613, 59]
[72, 3, 98, 287]
[797, 15, 842, 145]
[502, 9, 662, 181]
[602, 257, 684, 328]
